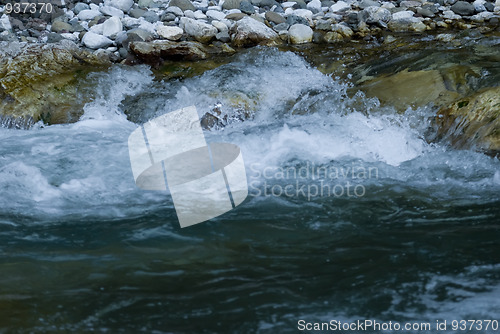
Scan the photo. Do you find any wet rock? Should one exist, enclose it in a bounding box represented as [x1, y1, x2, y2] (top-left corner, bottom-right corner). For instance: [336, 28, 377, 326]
[358, 69, 460, 111]
[288, 23, 313, 43]
[156, 25, 184, 40]
[388, 16, 427, 32]
[436, 86, 500, 155]
[230, 17, 281, 46]
[451, 1, 475, 15]
[179, 17, 218, 43]
[0, 41, 110, 127]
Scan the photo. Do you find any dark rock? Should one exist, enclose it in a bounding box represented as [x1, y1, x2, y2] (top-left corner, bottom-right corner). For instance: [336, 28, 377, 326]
[451, 1, 475, 15]
[226, 13, 247, 20]
[265, 11, 286, 24]
[484, 2, 494, 11]
[142, 11, 160, 23]
[272, 22, 289, 31]
[223, 0, 243, 9]
[240, 1, 255, 14]
[51, 21, 74, 33]
[161, 13, 177, 21]
[417, 7, 435, 17]
[130, 8, 147, 18]
[216, 31, 231, 42]
[359, 0, 380, 9]
[286, 14, 310, 26]
[292, 0, 307, 9]
[169, 0, 196, 11]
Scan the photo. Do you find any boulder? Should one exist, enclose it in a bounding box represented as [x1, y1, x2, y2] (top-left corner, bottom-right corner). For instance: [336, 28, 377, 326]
[104, 0, 134, 12]
[435, 86, 500, 155]
[451, 1, 475, 15]
[230, 17, 281, 47]
[0, 41, 110, 127]
[156, 25, 184, 40]
[288, 24, 313, 44]
[82, 31, 114, 49]
[360, 6, 392, 24]
[179, 17, 218, 43]
[357, 69, 460, 111]
[102, 16, 123, 39]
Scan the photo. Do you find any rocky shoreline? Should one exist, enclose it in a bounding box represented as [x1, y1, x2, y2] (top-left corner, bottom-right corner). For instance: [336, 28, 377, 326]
[0, 0, 499, 64]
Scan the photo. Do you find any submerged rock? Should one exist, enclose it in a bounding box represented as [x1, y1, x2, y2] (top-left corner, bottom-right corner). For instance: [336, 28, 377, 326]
[0, 41, 110, 127]
[435, 86, 500, 156]
[357, 69, 460, 111]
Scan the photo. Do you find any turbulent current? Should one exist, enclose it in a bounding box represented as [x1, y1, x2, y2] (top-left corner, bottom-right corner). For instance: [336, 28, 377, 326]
[1, 48, 499, 333]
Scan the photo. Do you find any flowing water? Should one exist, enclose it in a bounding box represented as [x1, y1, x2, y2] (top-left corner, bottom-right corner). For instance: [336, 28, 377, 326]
[1, 42, 500, 333]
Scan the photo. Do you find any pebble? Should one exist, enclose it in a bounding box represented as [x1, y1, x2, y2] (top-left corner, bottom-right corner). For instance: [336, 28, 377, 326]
[288, 23, 313, 43]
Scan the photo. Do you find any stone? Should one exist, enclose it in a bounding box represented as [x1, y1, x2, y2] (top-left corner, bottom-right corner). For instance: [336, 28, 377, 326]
[473, 0, 486, 12]
[324, 31, 343, 42]
[226, 12, 247, 20]
[417, 7, 436, 17]
[266, 11, 286, 24]
[230, 16, 281, 46]
[392, 10, 414, 20]
[207, 9, 227, 20]
[484, 2, 495, 11]
[436, 87, 500, 155]
[100, 5, 125, 17]
[104, 0, 134, 12]
[166, 6, 184, 16]
[293, 9, 314, 24]
[359, 0, 380, 9]
[216, 30, 231, 42]
[212, 20, 229, 32]
[399, 0, 422, 8]
[307, 0, 322, 12]
[286, 14, 310, 26]
[273, 22, 290, 31]
[156, 25, 184, 40]
[51, 21, 74, 33]
[388, 16, 427, 31]
[179, 17, 218, 43]
[240, 1, 256, 14]
[315, 19, 332, 30]
[47, 33, 64, 43]
[73, 2, 90, 14]
[451, 1, 475, 15]
[360, 6, 392, 23]
[331, 23, 353, 37]
[78, 9, 101, 20]
[102, 16, 123, 38]
[0, 41, 110, 126]
[82, 31, 114, 49]
[223, 0, 243, 9]
[170, 0, 196, 11]
[121, 28, 154, 48]
[288, 23, 313, 43]
[143, 11, 160, 23]
[193, 10, 208, 19]
[130, 8, 147, 18]
[329, 1, 350, 12]
[358, 69, 459, 111]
